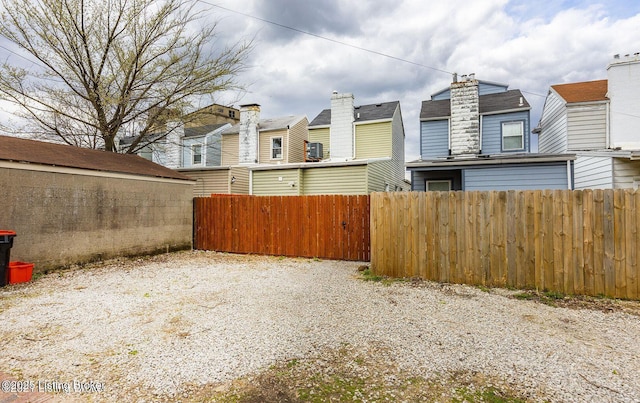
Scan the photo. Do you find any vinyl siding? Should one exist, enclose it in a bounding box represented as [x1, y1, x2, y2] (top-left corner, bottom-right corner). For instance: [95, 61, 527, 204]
[421, 119, 449, 158]
[566, 104, 607, 150]
[252, 169, 301, 196]
[367, 160, 393, 193]
[481, 111, 529, 154]
[181, 169, 230, 196]
[301, 165, 368, 195]
[613, 158, 640, 189]
[309, 127, 330, 159]
[221, 133, 239, 165]
[229, 166, 250, 194]
[431, 82, 507, 100]
[259, 129, 288, 164]
[287, 117, 309, 163]
[463, 163, 570, 191]
[538, 91, 568, 153]
[478, 82, 508, 95]
[205, 132, 223, 166]
[181, 132, 222, 168]
[355, 121, 391, 159]
[574, 155, 613, 189]
[182, 137, 203, 168]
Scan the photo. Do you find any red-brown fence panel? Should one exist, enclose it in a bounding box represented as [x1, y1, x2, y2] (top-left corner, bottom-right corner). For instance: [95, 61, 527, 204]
[194, 194, 370, 261]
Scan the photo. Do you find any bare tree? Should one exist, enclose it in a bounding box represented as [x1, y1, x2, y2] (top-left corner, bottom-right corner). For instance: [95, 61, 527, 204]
[0, 0, 250, 152]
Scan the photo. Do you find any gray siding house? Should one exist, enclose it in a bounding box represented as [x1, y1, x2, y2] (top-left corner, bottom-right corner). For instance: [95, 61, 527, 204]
[407, 74, 574, 191]
[536, 54, 640, 189]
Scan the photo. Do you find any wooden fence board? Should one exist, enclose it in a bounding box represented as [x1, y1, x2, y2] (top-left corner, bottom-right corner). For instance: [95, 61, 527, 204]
[369, 189, 640, 300]
[194, 194, 370, 261]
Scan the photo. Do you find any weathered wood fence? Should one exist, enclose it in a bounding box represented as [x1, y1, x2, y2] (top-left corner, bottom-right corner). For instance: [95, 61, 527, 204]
[194, 194, 370, 261]
[371, 190, 640, 299]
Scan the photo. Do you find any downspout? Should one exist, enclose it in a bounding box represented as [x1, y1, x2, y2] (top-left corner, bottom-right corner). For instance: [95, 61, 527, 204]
[605, 101, 610, 149]
[352, 121, 356, 159]
[448, 118, 451, 154]
[249, 170, 253, 195]
[567, 160, 572, 190]
[479, 115, 483, 154]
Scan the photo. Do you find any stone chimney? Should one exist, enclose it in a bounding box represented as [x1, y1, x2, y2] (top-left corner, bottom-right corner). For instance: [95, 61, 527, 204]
[449, 74, 480, 155]
[238, 104, 260, 164]
[330, 91, 355, 160]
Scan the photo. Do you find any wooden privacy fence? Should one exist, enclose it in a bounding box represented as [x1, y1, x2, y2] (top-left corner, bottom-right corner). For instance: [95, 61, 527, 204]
[194, 194, 370, 261]
[371, 189, 640, 300]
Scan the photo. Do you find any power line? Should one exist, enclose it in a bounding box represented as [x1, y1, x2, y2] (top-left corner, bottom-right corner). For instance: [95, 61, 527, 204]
[200, 1, 454, 76]
[200, 2, 553, 99]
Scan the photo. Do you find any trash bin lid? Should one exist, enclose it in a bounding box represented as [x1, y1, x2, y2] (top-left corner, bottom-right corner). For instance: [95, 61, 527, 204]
[0, 230, 16, 236]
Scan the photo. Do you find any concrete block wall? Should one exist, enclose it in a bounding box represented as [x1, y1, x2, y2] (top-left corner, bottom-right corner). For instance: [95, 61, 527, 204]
[1, 166, 193, 271]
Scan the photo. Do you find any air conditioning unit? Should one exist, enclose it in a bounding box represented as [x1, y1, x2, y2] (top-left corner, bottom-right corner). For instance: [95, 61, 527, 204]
[307, 142, 323, 159]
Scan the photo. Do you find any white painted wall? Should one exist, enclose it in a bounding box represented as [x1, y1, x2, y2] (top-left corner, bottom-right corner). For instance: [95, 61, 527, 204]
[330, 92, 354, 159]
[608, 54, 640, 149]
[449, 77, 480, 155]
[239, 104, 260, 164]
[538, 90, 568, 154]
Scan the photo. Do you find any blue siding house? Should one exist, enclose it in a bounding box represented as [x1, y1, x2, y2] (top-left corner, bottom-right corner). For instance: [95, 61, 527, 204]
[407, 74, 574, 191]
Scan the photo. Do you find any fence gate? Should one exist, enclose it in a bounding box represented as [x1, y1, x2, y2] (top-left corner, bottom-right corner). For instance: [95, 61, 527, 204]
[194, 194, 370, 261]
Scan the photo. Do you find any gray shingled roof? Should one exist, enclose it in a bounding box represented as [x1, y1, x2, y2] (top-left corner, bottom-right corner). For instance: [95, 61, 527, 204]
[223, 115, 305, 135]
[0, 135, 191, 180]
[308, 101, 399, 127]
[420, 90, 530, 120]
[184, 123, 228, 138]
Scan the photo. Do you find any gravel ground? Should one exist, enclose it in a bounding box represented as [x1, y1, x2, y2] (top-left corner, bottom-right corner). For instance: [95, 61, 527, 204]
[0, 251, 639, 402]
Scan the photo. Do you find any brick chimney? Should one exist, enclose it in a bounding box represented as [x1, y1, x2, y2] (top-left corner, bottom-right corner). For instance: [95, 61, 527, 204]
[449, 73, 480, 155]
[330, 92, 355, 160]
[238, 104, 260, 164]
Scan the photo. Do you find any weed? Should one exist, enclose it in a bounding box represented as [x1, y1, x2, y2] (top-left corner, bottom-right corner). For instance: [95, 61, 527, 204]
[361, 268, 385, 282]
[543, 290, 565, 300]
[477, 284, 492, 293]
[143, 292, 151, 298]
[513, 292, 534, 300]
[128, 350, 138, 356]
[453, 385, 527, 403]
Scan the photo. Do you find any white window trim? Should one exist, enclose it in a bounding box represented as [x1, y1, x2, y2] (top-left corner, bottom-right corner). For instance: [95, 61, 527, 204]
[502, 121, 525, 151]
[426, 179, 452, 191]
[191, 143, 203, 166]
[270, 136, 283, 160]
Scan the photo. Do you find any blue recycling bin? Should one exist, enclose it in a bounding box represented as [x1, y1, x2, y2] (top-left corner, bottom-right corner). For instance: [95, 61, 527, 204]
[0, 230, 16, 287]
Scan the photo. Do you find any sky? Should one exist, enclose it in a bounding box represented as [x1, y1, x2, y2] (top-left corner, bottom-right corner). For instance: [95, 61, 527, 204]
[1, 0, 640, 162]
[199, 0, 640, 160]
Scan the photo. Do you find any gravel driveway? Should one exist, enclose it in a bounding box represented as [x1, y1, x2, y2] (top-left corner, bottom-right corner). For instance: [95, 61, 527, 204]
[1, 251, 639, 402]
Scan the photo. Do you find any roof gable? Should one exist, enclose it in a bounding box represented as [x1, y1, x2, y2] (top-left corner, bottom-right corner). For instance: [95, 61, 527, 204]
[551, 79, 608, 103]
[0, 135, 190, 180]
[223, 115, 306, 135]
[184, 123, 228, 138]
[308, 101, 399, 127]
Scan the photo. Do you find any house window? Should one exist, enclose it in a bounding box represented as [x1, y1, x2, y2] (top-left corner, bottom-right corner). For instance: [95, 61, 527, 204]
[271, 137, 283, 159]
[502, 121, 524, 151]
[426, 180, 451, 191]
[229, 110, 236, 118]
[192, 144, 203, 165]
[139, 148, 153, 161]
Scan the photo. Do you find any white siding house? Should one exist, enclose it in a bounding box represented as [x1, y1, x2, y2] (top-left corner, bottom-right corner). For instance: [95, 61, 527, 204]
[536, 54, 640, 189]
